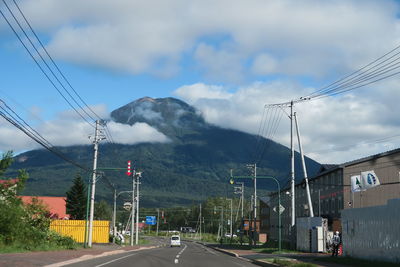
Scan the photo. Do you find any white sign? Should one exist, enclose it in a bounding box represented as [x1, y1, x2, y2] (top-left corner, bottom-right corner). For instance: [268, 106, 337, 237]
[351, 175, 363, 192]
[273, 204, 285, 214]
[361, 170, 380, 190]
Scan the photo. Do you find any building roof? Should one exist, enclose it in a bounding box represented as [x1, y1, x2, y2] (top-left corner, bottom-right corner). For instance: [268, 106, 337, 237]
[259, 196, 270, 205]
[318, 164, 339, 173]
[20, 196, 69, 219]
[341, 147, 400, 168]
[0, 178, 19, 185]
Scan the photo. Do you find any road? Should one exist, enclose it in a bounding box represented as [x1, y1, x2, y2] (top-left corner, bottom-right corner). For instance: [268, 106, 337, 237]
[65, 240, 259, 267]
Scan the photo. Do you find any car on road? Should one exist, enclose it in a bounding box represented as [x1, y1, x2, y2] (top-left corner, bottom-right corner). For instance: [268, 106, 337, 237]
[224, 233, 237, 238]
[170, 235, 181, 247]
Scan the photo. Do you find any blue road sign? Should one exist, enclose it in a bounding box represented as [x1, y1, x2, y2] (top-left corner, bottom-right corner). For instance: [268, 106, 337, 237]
[146, 216, 156, 225]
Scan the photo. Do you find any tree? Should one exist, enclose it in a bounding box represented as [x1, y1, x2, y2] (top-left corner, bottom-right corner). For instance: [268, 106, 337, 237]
[94, 200, 112, 220]
[66, 174, 87, 219]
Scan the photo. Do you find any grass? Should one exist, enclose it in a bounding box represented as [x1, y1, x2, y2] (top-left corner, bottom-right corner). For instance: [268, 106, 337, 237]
[316, 256, 399, 267]
[262, 258, 317, 267]
[253, 247, 299, 254]
[0, 242, 79, 254]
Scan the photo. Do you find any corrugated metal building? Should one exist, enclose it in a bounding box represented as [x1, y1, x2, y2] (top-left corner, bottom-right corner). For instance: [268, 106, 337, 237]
[268, 148, 400, 242]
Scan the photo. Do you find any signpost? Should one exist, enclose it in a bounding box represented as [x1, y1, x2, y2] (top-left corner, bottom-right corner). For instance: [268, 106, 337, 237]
[146, 216, 157, 225]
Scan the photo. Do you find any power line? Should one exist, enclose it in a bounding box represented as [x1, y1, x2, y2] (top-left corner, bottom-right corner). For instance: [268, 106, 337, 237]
[0, 1, 95, 127]
[269, 44, 400, 106]
[0, 99, 89, 170]
[1, 1, 117, 146]
[10, 0, 102, 121]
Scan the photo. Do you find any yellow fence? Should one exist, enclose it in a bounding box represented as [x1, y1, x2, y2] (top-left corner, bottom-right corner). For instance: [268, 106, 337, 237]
[50, 220, 110, 243]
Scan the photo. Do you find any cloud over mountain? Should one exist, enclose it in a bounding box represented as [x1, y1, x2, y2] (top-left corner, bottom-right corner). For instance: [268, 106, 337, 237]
[14, 0, 400, 81]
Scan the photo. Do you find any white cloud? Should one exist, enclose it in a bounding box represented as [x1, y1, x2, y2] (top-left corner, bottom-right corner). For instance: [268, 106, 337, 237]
[10, 0, 400, 81]
[174, 80, 400, 164]
[106, 121, 169, 144]
[252, 53, 278, 75]
[0, 105, 169, 153]
[174, 83, 232, 104]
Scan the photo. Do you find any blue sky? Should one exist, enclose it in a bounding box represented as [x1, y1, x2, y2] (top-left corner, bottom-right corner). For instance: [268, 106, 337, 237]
[1, 0, 400, 164]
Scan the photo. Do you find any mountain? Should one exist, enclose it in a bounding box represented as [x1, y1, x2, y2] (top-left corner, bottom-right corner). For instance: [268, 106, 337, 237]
[9, 97, 321, 207]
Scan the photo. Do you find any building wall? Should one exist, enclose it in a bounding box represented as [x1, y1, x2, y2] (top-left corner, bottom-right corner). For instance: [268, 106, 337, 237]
[343, 153, 400, 210]
[268, 168, 344, 242]
[341, 198, 400, 263]
[267, 149, 400, 243]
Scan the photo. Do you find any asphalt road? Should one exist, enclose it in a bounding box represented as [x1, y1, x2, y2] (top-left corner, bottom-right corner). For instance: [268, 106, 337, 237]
[64, 240, 258, 267]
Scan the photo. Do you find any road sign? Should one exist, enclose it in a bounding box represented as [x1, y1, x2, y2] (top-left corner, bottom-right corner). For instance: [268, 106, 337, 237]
[273, 204, 285, 214]
[145, 216, 156, 225]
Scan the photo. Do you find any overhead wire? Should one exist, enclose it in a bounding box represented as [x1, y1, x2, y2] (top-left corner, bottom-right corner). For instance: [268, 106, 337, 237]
[10, 0, 118, 145]
[1, 1, 118, 146]
[252, 105, 285, 165]
[0, 0, 96, 127]
[11, 0, 101, 120]
[267, 44, 400, 107]
[0, 99, 89, 170]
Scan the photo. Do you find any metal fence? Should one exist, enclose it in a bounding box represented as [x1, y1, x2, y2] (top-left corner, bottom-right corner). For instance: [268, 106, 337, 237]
[50, 220, 110, 243]
[341, 198, 400, 263]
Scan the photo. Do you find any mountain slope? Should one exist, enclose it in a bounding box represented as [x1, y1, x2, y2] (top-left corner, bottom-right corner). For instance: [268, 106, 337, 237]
[9, 97, 321, 207]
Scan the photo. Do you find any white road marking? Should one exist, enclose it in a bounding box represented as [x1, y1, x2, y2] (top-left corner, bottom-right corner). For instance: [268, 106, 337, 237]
[95, 253, 137, 267]
[173, 243, 187, 264]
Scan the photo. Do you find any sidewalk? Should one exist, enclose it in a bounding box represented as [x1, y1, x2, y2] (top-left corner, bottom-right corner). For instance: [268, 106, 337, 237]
[209, 245, 345, 267]
[0, 244, 156, 267]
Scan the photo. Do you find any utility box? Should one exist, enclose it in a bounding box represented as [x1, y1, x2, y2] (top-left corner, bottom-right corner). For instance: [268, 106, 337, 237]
[297, 217, 327, 252]
[311, 226, 324, 252]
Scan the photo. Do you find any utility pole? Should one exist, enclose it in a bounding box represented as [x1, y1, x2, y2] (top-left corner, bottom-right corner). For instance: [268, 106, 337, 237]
[241, 183, 244, 219]
[156, 208, 160, 236]
[249, 194, 253, 246]
[252, 164, 257, 246]
[88, 120, 102, 247]
[112, 189, 116, 244]
[199, 204, 202, 240]
[130, 170, 136, 246]
[229, 199, 233, 238]
[290, 101, 295, 227]
[294, 112, 314, 217]
[135, 172, 141, 245]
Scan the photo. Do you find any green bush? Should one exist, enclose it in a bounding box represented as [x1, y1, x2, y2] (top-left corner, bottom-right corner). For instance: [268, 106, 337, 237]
[0, 151, 76, 252]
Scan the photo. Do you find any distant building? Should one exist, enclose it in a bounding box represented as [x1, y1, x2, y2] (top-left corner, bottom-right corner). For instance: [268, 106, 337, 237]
[268, 148, 400, 243]
[0, 178, 19, 191]
[20, 196, 69, 219]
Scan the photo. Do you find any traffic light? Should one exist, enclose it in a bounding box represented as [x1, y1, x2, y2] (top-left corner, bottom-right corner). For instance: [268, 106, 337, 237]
[126, 160, 132, 176]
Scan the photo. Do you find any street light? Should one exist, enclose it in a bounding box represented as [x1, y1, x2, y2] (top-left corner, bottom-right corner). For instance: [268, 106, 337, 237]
[113, 190, 133, 244]
[230, 172, 282, 251]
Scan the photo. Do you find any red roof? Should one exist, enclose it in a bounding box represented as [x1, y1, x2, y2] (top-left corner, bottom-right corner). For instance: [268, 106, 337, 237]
[0, 178, 19, 186]
[20, 196, 69, 219]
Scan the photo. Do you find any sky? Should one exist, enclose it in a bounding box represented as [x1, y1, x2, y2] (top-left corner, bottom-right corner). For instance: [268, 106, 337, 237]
[1, 0, 400, 164]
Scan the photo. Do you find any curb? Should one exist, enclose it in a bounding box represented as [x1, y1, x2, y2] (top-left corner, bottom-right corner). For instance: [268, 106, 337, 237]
[207, 246, 279, 267]
[43, 245, 159, 267]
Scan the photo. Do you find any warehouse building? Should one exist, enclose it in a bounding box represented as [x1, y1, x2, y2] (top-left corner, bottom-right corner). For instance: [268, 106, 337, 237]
[267, 148, 400, 243]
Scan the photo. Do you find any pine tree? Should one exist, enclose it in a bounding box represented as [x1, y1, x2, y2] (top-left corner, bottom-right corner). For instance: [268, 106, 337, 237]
[66, 174, 87, 219]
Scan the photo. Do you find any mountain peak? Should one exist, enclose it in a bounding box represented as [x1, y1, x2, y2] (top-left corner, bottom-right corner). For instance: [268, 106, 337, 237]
[110, 97, 206, 136]
[136, 96, 156, 103]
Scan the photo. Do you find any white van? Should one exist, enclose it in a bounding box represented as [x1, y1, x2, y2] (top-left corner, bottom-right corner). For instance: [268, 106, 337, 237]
[170, 235, 181, 247]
